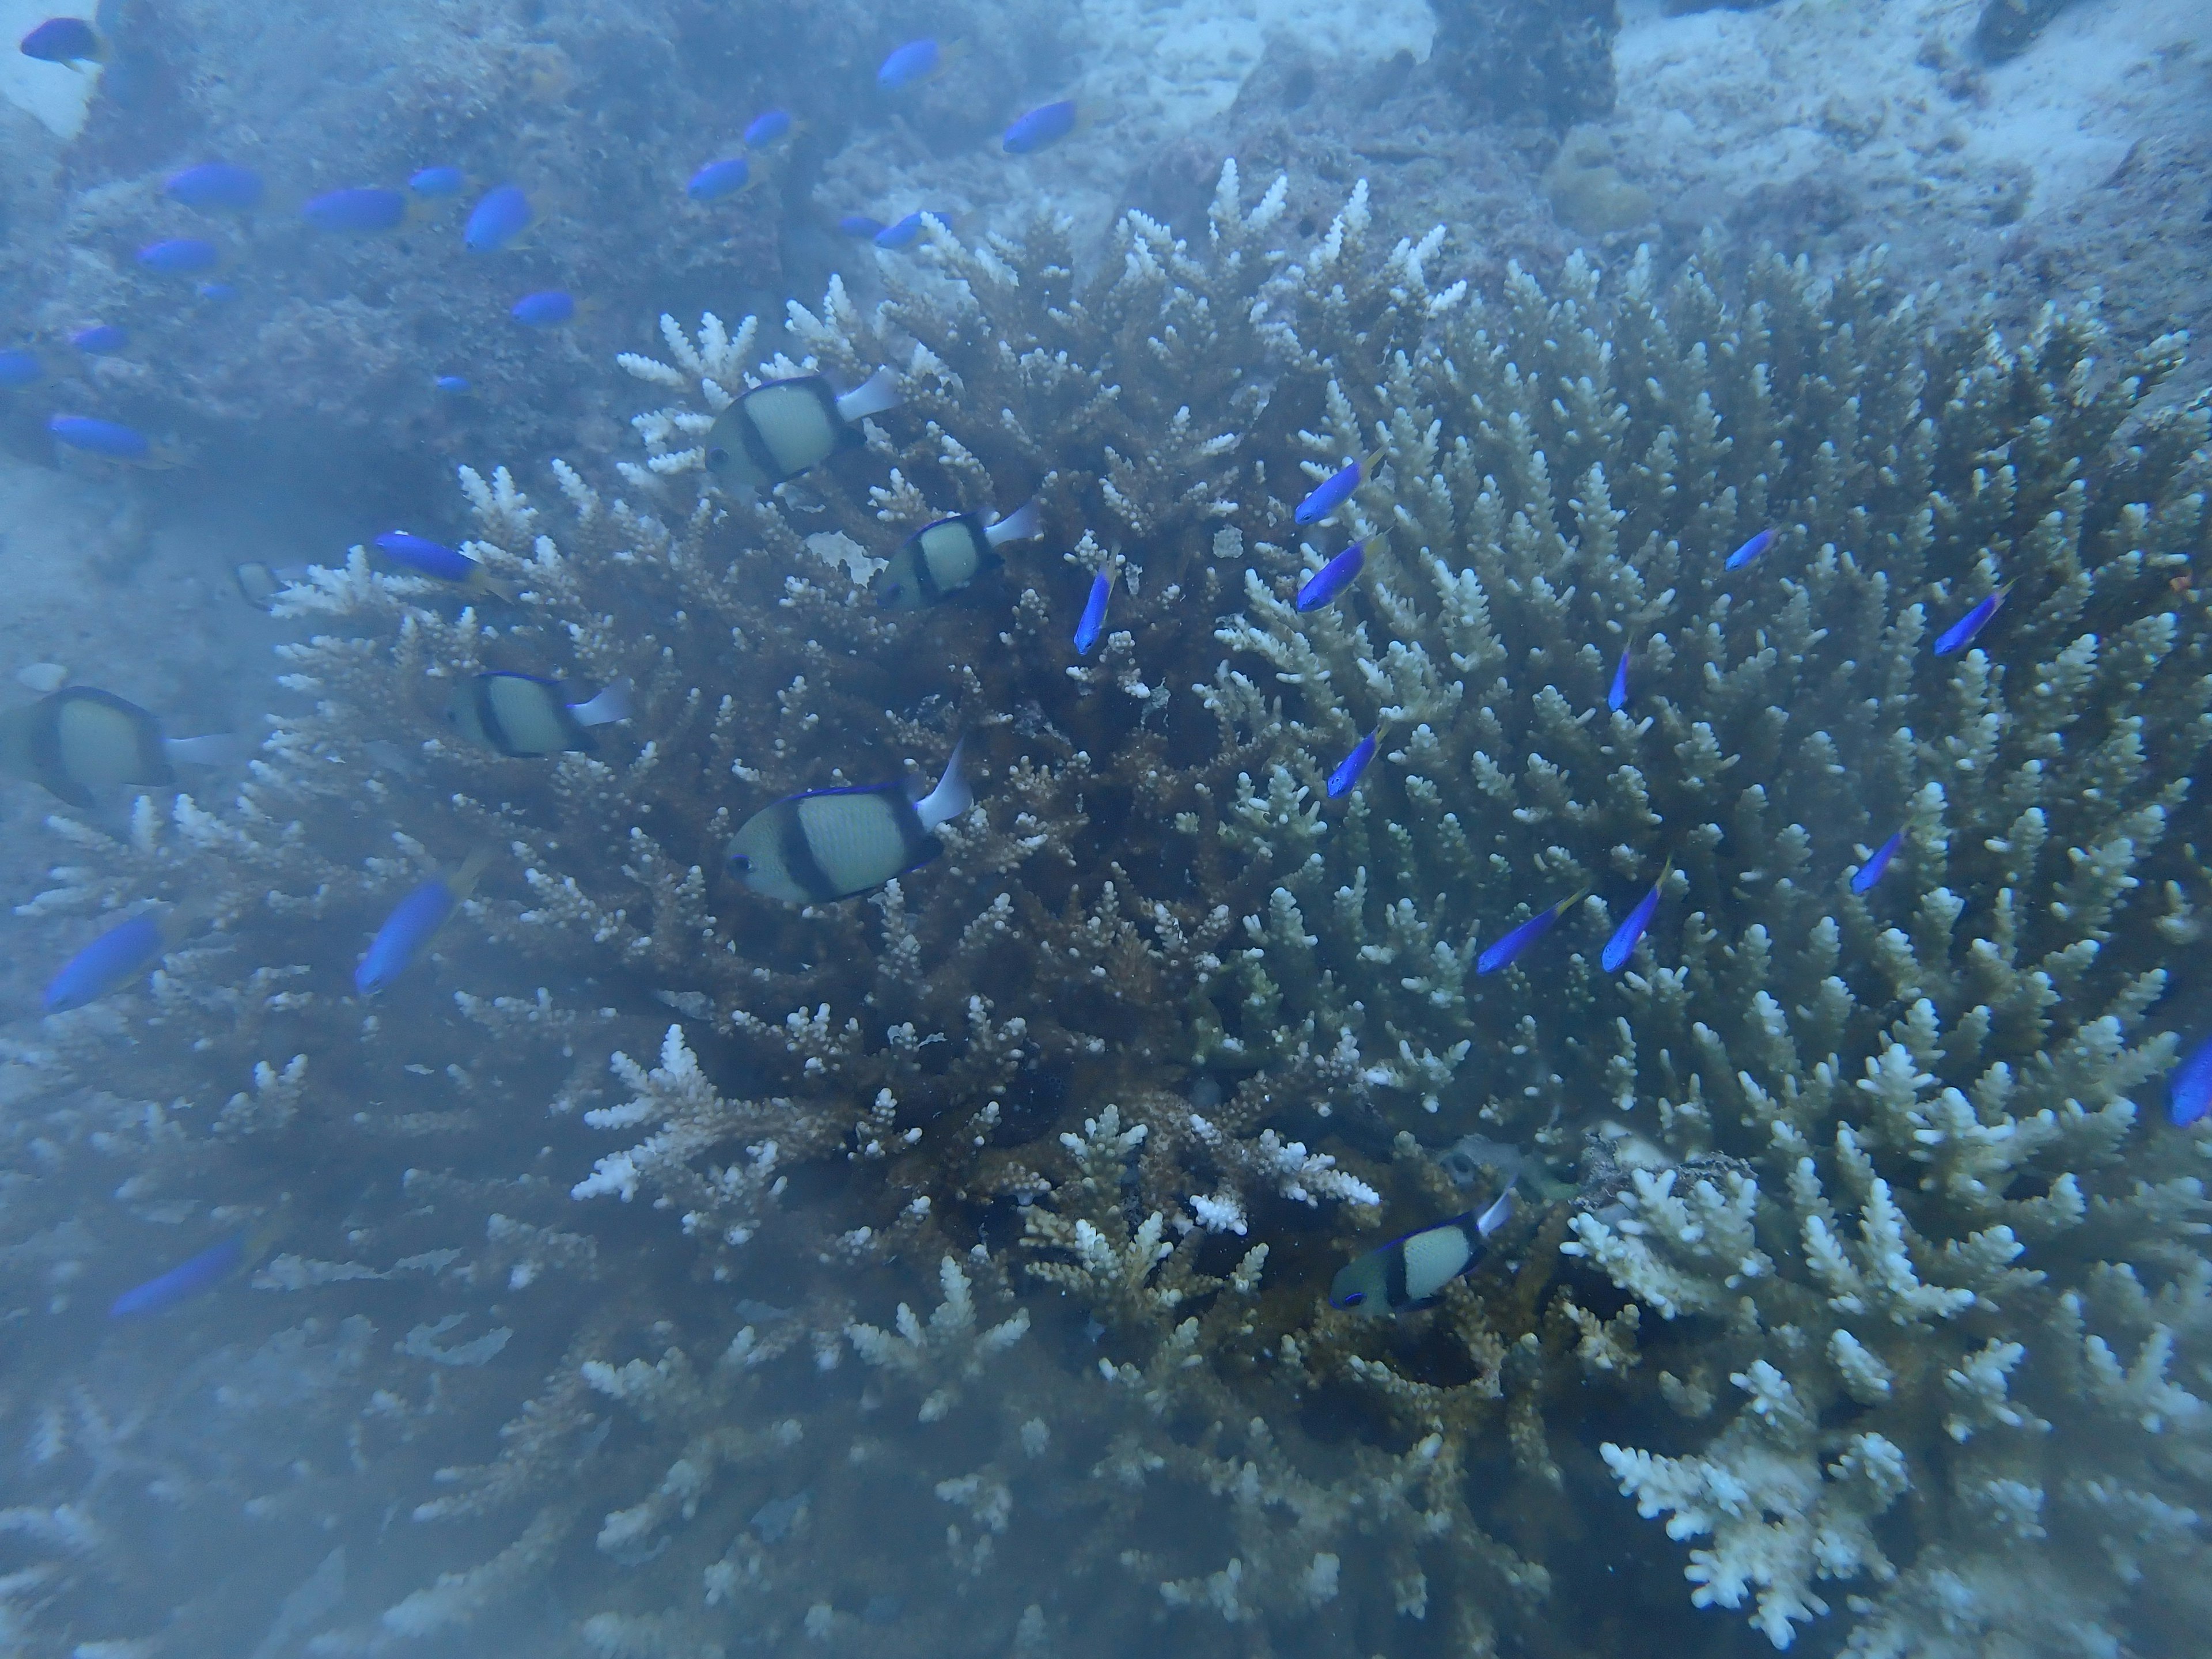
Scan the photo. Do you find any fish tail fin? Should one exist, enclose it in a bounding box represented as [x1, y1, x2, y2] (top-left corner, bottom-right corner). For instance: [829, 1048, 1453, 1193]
[1362, 441, 1389, 475]
[834, 366, 902, 424]
[915, 736, 974, 831]
[449, 845, 498, 901]
[1475, 1188, 1516, 1238]
[571, 676, 635, 726]
[984, 499, 1041, 547]
[164, 732, 247, 768]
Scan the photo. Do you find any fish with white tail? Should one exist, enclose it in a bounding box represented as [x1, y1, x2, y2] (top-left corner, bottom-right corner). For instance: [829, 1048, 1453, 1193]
[0, 687, 243, 807]
[1329, 1190, 1515, 1315]
[873, 501, 1040, 609]
[727, 737, 973, 903]
[704, 369, 902, 490]
[446, 673, 633, 757]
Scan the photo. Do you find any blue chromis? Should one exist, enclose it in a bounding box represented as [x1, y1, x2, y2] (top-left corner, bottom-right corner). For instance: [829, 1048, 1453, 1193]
[446, 673, 634, 756]
[2169, 1032, 2212, 1128]
[0, 685, 240, 808]
[43, 904, 202, 1013]
[727, 738, 972, 904]
[1295, 539, 1368, 612]
[355, 847, 496, 996]
[48, 414, 148, 459]
[164, 161, 265, 211]
[744, 109, 793, 146]
[1330, 1190, 1515, 1314]
[434, 374, 470, 394]
[1002, 100, 1084, 154]
[464, 183, 534, 252]
[137, 237, 220, 275]
[0, 348, 42, 387]
[686, 157, 751, 201]
[1608, 642, 1631, 711]
[874, 211, 937, 248]
[301, 186, 408, 233]
[1724, 528, 1774, 570]
[873, 501, 1041, 610]
[1476, 888, 1588, 976]
[1934, 582, 2014, 657]
[1850, 829, 1904, 895]
[877, 38, 945, 90]
[1601, 855, 1673, 974]
[109, 1234, 247, 1318]
[71, 324, 127, 354]
[1074, 566, 1116, 655]
[703, 368, 902, 489]
[838, 214, 886, 238]
[19, 17, 103, 66]
[408, 165, 466, 198]
[1293, 445, 1384, 527]
[1327, 724, 1384, 798]
[510, 289, 576, 327]
[373, 531, 511, 596]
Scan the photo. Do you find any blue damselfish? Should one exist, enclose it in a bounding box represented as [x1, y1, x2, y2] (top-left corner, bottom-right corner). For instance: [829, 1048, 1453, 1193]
[1850, 829, 1904, 895]
[1608, 643, 1631, 712]
[109, 1235, 245, 1318]
[165, 162, 264, 211]
[687, 157, 750, 201]
[465, 184, 533, 252]
[1724, 528, 1774, 571]
[1327, 726, 1382, 798]
[510, 290, 575, 327]
[43, 907, 196, 1013]
[1074, 567, 1116, 655]
[1296, 540, 1367, 612]
[1003, 100, 1081, 154]
[1602, 857, 1672, 974]
[355, 848, 494, 996]
[2171, 1032, 2212, 1128]
[48, 414, 149, 459]
[1293, 446, 1382, 526]
[1934, 582, 2014, 657]
[1476, 888, 1587, 976]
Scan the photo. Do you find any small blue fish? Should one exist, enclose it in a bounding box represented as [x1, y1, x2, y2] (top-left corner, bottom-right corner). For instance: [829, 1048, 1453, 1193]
[687, 157, 751, 201]
[138, 237, 220, 275]
[1850, 830, 1904, 896]
[464, 184, 533, 252]
[1074, 567, 1116, 656]
[1476, 887, 1587, 975]
[1934, 582, 2014, 657]
[1724, 528, 1774, 571]
[1002, 100, 1081, 155]
[0, 348, 40, 388]
[1608, 643, 1631, 712]
[196, 281, 237, 302]
[19, 17, 102, 66]
[1293, 446, 1383, 527]
[355, 848, 494, 996]
[1327, 725, 1384, 798]
[1601, 857, 1672, 974]
[838, 214, 886, 238]
[877, 38, 942, 89]
[48, 414, 149, 460]
[71, 324, 127, 354]
[301, 187, 407, 233]
[510, 289, 575, 327]
[1296, 540, 1366, 612]
[2169, 1032, 2212, 1127]
[43, 907, 198, 1013]
[109, 1235, 245, 1318]
[373, 531, 509, 594]
[164, 162, 264, 211]
[434, 374, 470, 395]
[744, 109, 793, 146]
[874, 211, 935, 248]
[409, 165, 465, 198]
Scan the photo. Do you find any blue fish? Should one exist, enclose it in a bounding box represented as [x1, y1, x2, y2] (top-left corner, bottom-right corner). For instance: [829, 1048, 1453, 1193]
[1724, 528, 1774, 571]
[71, 324, 127, 354]
[1608, 642, 1631, 712]
[355, 848, 495, 996]
[464, 184, 533, 252]
[1934, 582, 2014, 657]
[372, 530, 508, 594]
[1327, 725, 1384, 798]
[164, 162, 264, 211]
[43, 907, 196, 1013]
[1002, 100, 1082, 154]
[744, 109, 793, 146]
[874, 211, 938, 248]
[687, 157, 751, 201]
[2170, 1032, 2212, 1127]
[48, 414, 149, 460]
[409, 165, 466, 198]
[301, 187, 407, 233]
[510, 289, 575, 327]
[1295, 540, 1366, 612]
[138, 237, 220, 275]
[109, 1235, 245, 1318]
[838, 214, 887, 238]
[1601, 857, 1673, 974]
[1476, 887, 1588, 975]
[434, 374, 470, 395]
[1850, 829, 1904, 896]
[19, 17, 103, 66]
[0, 348, 40, 388]
[196, 281, 237, 302]
[1293, 446, 1383, 527]
[877, 38, 942, 89]
[1074, 567, 1116, 656]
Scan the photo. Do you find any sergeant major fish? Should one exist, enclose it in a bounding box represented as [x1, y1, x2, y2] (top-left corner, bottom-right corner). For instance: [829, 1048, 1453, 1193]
[727, 738, 972, 904]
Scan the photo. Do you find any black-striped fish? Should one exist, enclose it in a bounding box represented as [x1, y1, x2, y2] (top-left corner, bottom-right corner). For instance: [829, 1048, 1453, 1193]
[727, 737, 972, 903]
[703, 369, 902, 489]
[872, 501, 1041, 609]
[445, 673, 634, 757]
[1328, 1190, 1515, 1315]
[0, 687, 241, 807]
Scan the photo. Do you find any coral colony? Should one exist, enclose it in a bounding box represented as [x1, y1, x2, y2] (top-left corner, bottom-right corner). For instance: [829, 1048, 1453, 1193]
[5, 166, 2211, 1658]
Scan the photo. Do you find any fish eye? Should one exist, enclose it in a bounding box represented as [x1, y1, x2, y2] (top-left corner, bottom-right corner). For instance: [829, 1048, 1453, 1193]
[880, 584, 902, 604]
[1339, 1291, 1362, 1306]
[728, 853, 751, 872]
[706, 446, 729, 470]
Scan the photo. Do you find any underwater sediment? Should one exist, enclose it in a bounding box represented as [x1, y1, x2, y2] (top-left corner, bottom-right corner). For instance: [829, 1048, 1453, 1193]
[3, 163, 2210, 1657]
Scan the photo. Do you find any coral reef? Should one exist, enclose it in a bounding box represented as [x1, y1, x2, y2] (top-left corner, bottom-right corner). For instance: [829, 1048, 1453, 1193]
[1430, 0, 1622, 130]
[3, 160, 2210, 1658]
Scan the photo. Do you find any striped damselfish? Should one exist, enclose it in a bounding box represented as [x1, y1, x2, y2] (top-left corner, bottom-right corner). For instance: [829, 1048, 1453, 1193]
[0, 685, 239, 807]
[446, 673, 634, 756]
[727, 738, 972, 904]
[1330, 1190, 1516, 1314]
[703, 369, 901, 489]
[873, 501, 1040, 610]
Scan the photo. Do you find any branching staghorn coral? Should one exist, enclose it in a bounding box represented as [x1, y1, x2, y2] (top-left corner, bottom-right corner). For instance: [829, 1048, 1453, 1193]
[2, 160, 2209, 1657]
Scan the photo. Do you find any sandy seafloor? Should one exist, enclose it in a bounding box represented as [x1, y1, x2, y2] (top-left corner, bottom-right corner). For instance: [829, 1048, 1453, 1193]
[0, 0, 2208, 1651]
